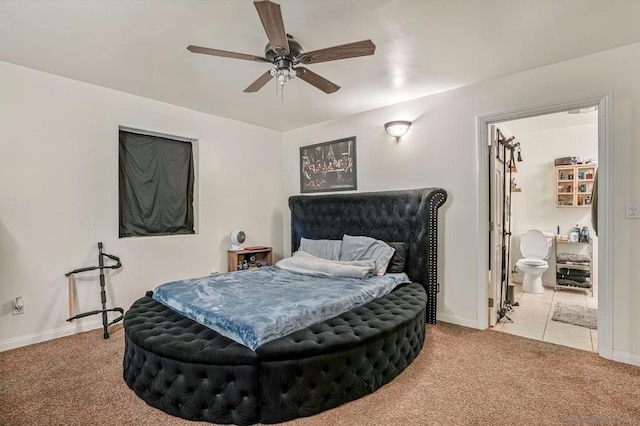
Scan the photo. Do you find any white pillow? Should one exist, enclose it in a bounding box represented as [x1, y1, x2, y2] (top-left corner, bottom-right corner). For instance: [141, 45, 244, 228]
[339, 235, 395, 275]
[376, 260, 391, 276]
[299, 238, 342, 261]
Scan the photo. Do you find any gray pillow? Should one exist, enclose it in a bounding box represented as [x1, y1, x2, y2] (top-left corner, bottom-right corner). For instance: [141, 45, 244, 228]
[340, 235, 395, 274]
[386, 242, 408, 273]
[299, 238, 342, 261]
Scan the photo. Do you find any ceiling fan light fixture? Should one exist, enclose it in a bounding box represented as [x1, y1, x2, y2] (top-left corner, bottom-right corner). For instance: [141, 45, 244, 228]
[271, 67, 297, 86]
[385, 120, 412, 142]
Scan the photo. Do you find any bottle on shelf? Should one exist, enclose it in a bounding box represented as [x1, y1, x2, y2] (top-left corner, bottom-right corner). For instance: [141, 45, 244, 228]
[580, 226, 591, 243]
[569, 224, 580, 242]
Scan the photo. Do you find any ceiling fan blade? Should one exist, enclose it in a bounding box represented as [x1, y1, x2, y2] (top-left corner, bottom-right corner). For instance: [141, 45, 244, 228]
[294, 67, 340, 94]
[243, 70, 274, 93]
[254, 0, 289, 55]
[299, 40, 376, 64]
[187, 45, 269, 62]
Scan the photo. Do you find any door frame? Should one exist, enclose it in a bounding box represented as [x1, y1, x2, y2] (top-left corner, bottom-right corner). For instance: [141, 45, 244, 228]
[476, 93, 613, 359]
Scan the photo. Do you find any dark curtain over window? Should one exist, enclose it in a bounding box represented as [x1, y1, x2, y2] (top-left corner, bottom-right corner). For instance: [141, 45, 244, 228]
[119, 131, 194, 237]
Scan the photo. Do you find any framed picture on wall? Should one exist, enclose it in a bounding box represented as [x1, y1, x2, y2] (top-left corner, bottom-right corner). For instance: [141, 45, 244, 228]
[300, 137, 357, 193]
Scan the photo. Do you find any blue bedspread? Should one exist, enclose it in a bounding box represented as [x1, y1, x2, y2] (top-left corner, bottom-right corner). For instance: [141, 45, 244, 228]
[152, 267, 410, 350]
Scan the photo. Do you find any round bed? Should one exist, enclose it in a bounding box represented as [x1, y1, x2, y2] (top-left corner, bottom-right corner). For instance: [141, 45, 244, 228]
[123, 187, 447, 425]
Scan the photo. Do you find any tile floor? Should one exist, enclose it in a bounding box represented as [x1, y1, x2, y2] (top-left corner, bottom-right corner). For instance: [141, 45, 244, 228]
[491, 283, 598, 352]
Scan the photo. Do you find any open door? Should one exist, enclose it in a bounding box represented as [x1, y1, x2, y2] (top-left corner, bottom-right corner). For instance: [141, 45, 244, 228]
[488, 125, 501, 326]
[489, 125, 516, 327]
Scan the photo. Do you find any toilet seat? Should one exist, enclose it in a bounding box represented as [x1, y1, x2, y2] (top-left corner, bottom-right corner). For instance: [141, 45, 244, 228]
[518, 258, 547, 266]
[520, 230, 549, 259]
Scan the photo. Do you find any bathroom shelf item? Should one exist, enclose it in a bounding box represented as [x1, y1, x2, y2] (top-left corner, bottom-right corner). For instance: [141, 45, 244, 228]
[555, 164, 597, 207]
[554, 238, 593, 296]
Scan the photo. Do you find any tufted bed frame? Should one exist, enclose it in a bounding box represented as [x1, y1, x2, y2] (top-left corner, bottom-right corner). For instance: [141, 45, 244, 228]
[123, 187, 447, 425]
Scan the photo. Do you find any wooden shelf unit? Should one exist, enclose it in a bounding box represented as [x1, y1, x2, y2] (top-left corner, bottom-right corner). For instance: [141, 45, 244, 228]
[555, 238, 593, 296]
[227, 246, 273, 272]
[555, 164, 597, 207]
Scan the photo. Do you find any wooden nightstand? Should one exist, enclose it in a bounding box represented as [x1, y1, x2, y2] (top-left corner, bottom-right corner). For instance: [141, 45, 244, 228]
[227, 246, 273, 272]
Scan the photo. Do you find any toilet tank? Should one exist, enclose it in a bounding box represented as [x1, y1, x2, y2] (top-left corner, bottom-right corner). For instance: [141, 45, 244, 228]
[542, 232, 554, 259]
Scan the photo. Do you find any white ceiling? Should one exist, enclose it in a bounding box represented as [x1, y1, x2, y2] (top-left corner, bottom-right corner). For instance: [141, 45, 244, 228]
[1, 0, 640, 131]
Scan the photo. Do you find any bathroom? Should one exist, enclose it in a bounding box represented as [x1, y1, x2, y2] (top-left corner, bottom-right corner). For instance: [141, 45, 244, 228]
[493, 109, 598, 351]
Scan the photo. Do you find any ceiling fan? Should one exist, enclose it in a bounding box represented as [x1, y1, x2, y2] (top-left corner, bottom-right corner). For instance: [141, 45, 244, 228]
[187, 0, 376, 94]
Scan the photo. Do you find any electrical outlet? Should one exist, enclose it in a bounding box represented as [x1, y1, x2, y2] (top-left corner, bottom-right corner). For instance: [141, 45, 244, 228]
[626, 202, 640, 219]
[12, 297, 24, 315]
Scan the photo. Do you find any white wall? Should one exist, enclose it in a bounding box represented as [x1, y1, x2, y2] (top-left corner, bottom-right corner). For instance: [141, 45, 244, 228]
[282, 42, 640, 362]
[3, 41, 639, 365]
[504, 123, 598, 286]
[0, 61, 283, 348]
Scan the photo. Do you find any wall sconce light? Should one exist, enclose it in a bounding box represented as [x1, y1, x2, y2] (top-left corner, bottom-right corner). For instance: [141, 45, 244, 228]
[384, 120, 412, 142]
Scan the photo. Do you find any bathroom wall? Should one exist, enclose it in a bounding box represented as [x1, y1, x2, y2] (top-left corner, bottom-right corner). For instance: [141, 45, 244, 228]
[501, 118, 598, 286]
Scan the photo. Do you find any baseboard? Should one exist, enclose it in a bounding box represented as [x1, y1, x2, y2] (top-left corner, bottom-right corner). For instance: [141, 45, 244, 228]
[0, 319, 104, 352]
[612, 349, 640, 368]
[436, 312, 480, 329]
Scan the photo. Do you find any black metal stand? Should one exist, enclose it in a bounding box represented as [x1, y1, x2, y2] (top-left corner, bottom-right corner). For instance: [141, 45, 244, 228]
[65, 242, 123, 339]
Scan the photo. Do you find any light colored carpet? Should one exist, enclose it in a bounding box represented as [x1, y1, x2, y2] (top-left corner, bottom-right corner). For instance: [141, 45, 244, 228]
[1, 322, 638, 425]
[552, 302, 598, 329]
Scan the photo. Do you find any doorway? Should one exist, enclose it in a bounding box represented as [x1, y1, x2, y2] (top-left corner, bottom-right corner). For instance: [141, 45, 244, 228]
[477, 95, 612, 359]
[491, 111, 598, 351]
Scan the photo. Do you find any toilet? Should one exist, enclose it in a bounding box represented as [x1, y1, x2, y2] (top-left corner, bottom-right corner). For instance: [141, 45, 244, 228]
[516, 230, 553, 294]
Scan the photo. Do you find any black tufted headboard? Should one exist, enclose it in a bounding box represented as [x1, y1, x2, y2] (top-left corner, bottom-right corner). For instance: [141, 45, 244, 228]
[288, 187, 447, 324]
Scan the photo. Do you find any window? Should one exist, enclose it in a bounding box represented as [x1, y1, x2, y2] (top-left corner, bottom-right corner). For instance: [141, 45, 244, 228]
[119, 129, 195, 238]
